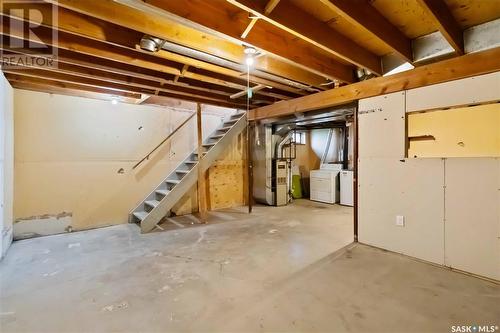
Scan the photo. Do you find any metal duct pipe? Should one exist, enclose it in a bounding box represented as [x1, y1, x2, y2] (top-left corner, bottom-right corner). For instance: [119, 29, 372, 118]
[276, 131, 293, 159]
[156, 38, 318, 92]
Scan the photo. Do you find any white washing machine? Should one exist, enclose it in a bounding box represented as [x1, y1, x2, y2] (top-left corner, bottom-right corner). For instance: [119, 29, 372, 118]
[310, 164, 341, 204]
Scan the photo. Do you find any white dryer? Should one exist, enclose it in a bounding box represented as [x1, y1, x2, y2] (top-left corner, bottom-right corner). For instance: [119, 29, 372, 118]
[310, 164, 341, 204]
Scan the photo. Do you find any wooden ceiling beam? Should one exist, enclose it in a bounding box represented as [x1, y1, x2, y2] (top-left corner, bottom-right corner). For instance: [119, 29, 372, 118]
[3, 68, 251, 108]
[119, 0, 355, 83]
[1, 7, 305, 95]
[249, 47, 500, 120]
[416, 0, 464, 55]
[319, 0, 413, 62]
[1, 56, 274, 104]
[5, 75, 142, 100]
[47, 0, 329, 88]
[1, 17, 293, 103]
[228, 0, 383, 74]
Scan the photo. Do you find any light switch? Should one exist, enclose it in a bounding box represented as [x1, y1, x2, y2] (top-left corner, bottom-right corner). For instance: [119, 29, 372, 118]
[396, 215, 405, 227]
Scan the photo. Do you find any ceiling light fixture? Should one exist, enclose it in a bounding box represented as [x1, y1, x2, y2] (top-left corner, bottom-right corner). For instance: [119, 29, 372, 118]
[244, 45, 257, 68]
[111, 97, 119, 105]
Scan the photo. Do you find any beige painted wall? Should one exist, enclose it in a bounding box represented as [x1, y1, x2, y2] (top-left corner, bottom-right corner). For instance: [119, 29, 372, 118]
[13, 90, 237, 237]
[358, 73, 500, 281]
[0, 72, 14, 258]
[408, 104, 500, 158]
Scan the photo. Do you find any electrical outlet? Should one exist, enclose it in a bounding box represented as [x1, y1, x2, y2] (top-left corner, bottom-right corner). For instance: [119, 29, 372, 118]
[396, 215, 405, 227]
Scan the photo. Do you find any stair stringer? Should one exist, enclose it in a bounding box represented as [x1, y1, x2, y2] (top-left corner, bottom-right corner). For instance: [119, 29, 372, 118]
[135, 114, 247, 233]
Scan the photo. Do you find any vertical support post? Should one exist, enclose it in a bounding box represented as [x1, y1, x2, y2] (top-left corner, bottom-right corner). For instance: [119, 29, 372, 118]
[247, 120, 254, 213]
[353, 105, 359, 242]
[196, 103, 208, 222]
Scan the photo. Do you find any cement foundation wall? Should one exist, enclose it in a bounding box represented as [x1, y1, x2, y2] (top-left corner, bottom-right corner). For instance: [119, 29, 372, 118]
[13, 90, 241, 238]
[0, 72, 14, 259]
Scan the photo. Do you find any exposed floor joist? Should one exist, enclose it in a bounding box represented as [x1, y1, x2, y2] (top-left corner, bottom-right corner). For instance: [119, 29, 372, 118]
[46, 0, 330, 89]
[228, 0, 383, 75]
[121, 0, 356, 83]
[318, 0, 413, 62]
[1, 8, 307, 96]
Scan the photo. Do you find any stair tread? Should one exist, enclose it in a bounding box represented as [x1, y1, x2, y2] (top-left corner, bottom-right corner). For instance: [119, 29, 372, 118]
[211, 134, 224, 138]
[145, 200, 160, 207]
[166, 179, 181, 184]
[175, 169, 189, 174]
[202, 143, 216, 147]
[133, 211, 148, 221]
[218, 126, 232, 131]
[185, 160, 197, 164]
[156, 189, 170, 196]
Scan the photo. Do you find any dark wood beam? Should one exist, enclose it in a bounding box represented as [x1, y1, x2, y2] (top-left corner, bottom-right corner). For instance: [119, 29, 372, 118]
[416, 0, 464, 55]
[249, 47, 500, 120]
[319, 0, 413, 62]
[228, 0, 383, 74]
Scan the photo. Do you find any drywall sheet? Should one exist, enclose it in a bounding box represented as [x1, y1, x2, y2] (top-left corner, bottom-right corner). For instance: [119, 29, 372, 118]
[358, 157, 445, 264]
[406, 72, 499, 113]
[444, 158, 500, 280]
[359, 91, 406, 158]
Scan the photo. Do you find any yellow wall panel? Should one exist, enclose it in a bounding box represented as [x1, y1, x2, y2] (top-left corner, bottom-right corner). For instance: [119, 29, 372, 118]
[408, 104, 500, 158]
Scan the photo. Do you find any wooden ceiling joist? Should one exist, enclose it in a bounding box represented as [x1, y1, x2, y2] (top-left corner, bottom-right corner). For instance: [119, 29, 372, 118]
[4, 68, 255, 109]
[116, 0, 356, 83]
[416, 0, 465, 55]
[249, 47, 500, 120]
[318, 0, 413, 62]
[1, 21, 293, 106]
[1, 8, 305, 96]
[47, 0, 330, 89]
[5, 74, 142, 99]
[228, 0, 383, 75]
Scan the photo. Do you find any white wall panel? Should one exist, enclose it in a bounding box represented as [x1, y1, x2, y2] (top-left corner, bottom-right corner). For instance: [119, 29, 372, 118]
[359, 91, 406, 158]
[444, 158, 500, 280]
[406, 72, 500, 113]
[359, 157, 445, 264]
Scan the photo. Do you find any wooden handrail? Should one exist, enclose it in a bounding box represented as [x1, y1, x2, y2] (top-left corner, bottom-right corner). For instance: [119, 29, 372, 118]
[132, 112, 196, 170]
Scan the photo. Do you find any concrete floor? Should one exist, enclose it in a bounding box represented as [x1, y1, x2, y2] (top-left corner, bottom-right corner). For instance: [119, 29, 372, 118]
[1, 200, 498, 333]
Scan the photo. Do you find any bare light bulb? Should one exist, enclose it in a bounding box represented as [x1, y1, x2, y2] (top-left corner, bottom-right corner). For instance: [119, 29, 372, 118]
[111, 98, 118, 105]
[245, 55, 254, 67]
